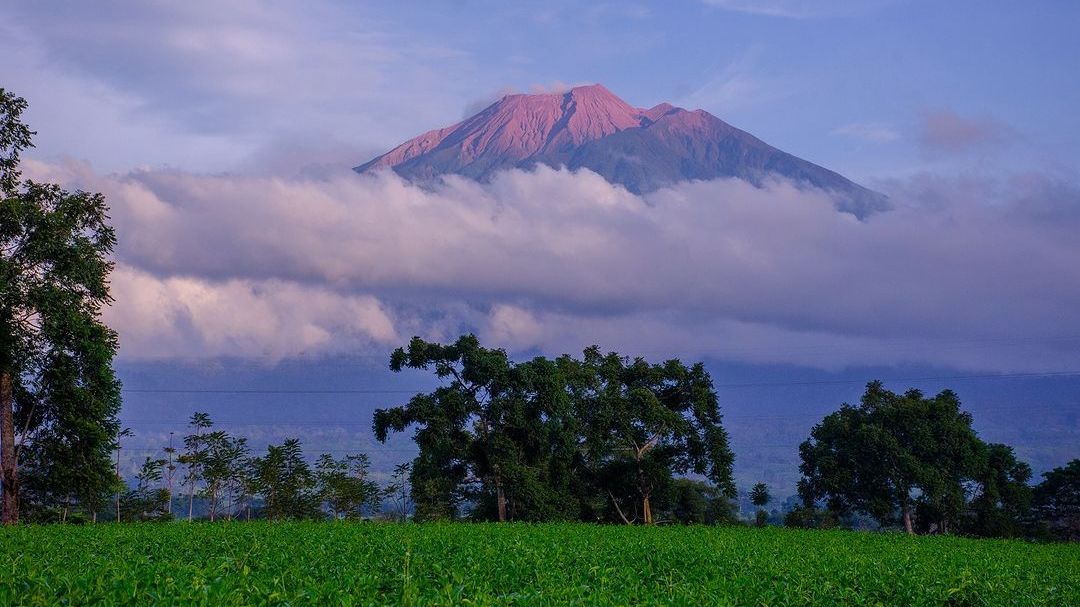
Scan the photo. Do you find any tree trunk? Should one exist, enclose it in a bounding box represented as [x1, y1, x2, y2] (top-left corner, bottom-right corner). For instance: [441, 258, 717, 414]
[643, 494, 653, 525]
[209, 487, 216, 522]
[115, 446, 121, 523]
[495, 472, 507, 522]
[901, 500, 914, 535]
[1, 370, 17, 524]
[608, 491, 632, 525]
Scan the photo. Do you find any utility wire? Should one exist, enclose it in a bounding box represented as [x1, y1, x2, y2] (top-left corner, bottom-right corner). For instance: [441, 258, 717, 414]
[119, 369, 1080, 395]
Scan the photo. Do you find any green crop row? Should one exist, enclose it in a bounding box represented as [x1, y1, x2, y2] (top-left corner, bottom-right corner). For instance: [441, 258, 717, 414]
[0, 523, 1076, 606]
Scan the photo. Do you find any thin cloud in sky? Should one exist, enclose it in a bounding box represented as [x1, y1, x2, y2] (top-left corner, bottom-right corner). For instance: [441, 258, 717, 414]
[919, 108, 1018, 155]
[699, 0, 898, 19]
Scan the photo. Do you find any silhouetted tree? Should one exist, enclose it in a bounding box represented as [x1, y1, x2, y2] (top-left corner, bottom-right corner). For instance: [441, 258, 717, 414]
[751, 482, 771, 527]
[962, 443, 1032, 538]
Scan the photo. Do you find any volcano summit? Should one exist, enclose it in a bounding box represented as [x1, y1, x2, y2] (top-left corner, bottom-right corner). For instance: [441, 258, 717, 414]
[356, 84, 884, 213]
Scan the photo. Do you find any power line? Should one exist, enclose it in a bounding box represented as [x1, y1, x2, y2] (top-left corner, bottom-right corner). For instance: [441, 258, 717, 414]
[117, 401, 1079, 427]
[118, 369, 1080, 395]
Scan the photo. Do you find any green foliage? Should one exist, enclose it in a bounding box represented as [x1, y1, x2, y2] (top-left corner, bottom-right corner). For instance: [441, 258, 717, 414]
[119, 458, 171, 522]
[251, 438, 320, 521]
[799, 381, 992, 534]
[315, 453, 380, 519]
[0, 523, 1076, 605]
[1031, 459, 1080, 541]
[784, 505, 839, 530]
[962, 443, 1032, 538]
[374, 335, 736, 525]
[665, 478, 739, 525]
[1, 87, 121, 523]
[751, 482, 770, 507]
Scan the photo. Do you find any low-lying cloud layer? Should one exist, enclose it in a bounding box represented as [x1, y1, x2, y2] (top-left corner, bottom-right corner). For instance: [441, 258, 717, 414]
[23, 160, 1080, 372]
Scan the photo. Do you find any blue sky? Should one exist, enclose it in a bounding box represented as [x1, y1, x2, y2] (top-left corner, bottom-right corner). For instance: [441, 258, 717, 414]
[6, 1, 1079, 181]
[3, 1, 1078, 489]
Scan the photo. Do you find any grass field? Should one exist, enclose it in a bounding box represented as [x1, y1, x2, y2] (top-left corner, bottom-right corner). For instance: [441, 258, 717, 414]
[0, 523, 1076, 606]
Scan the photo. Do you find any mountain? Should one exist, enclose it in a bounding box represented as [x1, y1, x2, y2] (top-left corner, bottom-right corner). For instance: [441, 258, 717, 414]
[355, 84, 885, 214]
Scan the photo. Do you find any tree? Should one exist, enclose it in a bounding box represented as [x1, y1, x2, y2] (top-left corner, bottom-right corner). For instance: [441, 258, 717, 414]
[1, 88, 122, 524]
[114, 427, 132, 522]
[962, 443, 1032, 538]
[1031, 459, 1080, 541]
[374, 335, 529, 521]
[798, 381, 986, 534]
[384, 462, 411, 522]
[373, 335, 735, 525]
[667, 478, 738, 525]
[576, 347, 736, 525]
[119, 457, 170, 522]
[198, 431, 249, 521]
[316, 452, 380, 519]
[162, 432, 177, 515]
[179, 412, 212, 521]
[252, 438, 318, 521]
[750, 482, 771, 527]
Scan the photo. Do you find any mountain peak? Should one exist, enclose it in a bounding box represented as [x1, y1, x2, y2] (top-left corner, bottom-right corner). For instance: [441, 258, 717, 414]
[355, 85, 886, 215]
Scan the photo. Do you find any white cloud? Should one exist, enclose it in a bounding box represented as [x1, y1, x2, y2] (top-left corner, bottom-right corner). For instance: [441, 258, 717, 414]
[23, 159, 1080, 371]
[107, 265, 398, 361]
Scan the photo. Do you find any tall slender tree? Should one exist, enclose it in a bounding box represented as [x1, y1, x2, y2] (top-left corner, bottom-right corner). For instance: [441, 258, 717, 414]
[179, 412, 212, 521]
[1, 88, 122, 524]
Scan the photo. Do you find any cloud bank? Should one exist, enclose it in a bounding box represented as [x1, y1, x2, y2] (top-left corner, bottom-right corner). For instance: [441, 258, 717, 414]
[22, 160, 1080, 372]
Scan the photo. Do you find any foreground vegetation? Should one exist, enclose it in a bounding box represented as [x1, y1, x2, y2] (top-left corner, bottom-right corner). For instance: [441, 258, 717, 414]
[0, 522, 1076, 606]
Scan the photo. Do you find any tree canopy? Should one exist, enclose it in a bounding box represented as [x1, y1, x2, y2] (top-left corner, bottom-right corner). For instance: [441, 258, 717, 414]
[1, 88, 121, 524]
[374, 335, 736, 524]
[797, 381, 1035, 535]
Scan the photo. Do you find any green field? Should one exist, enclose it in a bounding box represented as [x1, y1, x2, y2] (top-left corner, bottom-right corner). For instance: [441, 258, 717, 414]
[0, 523, 1076, 606]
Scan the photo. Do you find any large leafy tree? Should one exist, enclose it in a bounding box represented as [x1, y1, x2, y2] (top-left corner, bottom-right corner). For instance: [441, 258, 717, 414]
[576, 348, 736, 524]
[374, 336, 736, 524]
[799, 381, 987, 534]
[1, 88, 121, 524]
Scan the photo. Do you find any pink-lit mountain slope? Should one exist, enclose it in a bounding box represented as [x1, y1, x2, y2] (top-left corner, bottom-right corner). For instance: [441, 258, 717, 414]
[355, 84, 885, 214]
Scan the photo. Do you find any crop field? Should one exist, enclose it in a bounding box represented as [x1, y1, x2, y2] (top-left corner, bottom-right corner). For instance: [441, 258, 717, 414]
[0, 523, 1076, 606]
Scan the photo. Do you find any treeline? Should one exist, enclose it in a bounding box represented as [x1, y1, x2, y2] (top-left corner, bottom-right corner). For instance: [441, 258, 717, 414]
[105, 413, 408, 524]
[374, 336, 1078, 540]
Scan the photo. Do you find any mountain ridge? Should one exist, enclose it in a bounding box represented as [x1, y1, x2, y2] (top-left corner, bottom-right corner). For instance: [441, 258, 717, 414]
[355, 84, 885, 214]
